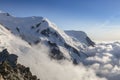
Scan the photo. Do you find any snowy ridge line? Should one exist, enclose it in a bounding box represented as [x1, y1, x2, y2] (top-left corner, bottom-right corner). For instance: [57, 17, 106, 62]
[0, 12, 95, 63]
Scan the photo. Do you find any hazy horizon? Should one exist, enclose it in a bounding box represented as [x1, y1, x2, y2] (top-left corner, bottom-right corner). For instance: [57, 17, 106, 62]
[0, 0, 120, 41]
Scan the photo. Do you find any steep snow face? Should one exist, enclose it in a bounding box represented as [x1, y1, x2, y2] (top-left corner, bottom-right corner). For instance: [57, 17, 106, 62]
[65, 30, 95, 47]
[0, 13, 88, 63]
[0, 24, 31, 54]
[0, 13, 44, 43]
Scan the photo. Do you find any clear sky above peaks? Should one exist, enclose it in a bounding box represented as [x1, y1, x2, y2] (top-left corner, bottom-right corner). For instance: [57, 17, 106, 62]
[0, 0, 120, 41]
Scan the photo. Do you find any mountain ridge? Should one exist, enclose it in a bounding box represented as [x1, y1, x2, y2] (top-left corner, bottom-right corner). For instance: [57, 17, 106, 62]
[0, 12, 95, 63]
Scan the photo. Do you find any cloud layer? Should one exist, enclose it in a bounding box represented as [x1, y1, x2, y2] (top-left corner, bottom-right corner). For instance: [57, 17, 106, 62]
[83, 42, 120, 80]
[17, 44, 106, 80]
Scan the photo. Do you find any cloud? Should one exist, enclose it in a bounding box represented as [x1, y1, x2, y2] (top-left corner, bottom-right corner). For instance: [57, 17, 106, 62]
[9, 36, 120, 80]
[16, 43, 106, 80]
[83, 42, 120, 80]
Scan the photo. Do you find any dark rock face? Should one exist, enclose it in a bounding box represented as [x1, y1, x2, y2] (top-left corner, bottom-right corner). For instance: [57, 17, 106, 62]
[48, 41, 65, 60]
[16, 27, 20, 33]
[41, 28, 59, 39]
[41, 28, 50, 37]
[34, 40, 41, 44]
[0, 49, 40, 80]
[0, 49, 18, 67]
[73, 59, 78, 65]
[36, 23, 41, 28]
[86, 37, 95, 47]
[50, 48, 64, 60]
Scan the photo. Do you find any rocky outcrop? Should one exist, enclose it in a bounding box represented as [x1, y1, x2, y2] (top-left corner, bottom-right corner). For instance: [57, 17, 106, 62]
[48, 41, 65, 60]
[0, 49, 40, 80]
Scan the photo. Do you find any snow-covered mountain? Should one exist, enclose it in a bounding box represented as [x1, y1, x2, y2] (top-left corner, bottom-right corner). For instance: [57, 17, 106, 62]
[65, 30, 95, 47]
[1, 12, 120, 80]
[0, 12, 104, 80]
[0, 12, 95, 63]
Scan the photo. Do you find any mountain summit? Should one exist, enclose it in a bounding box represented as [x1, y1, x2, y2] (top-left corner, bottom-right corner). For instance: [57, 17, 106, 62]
[0, 12, 95, 63]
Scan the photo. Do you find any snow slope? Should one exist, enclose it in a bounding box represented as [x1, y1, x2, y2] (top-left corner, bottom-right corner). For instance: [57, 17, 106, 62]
[0, 12, 93, 63]
[0, 24, 31, 53]
[65, 30, 95, 47]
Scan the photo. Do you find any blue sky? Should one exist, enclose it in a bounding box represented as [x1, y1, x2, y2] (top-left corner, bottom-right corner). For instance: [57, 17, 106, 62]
[0, 0, 120, 41]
